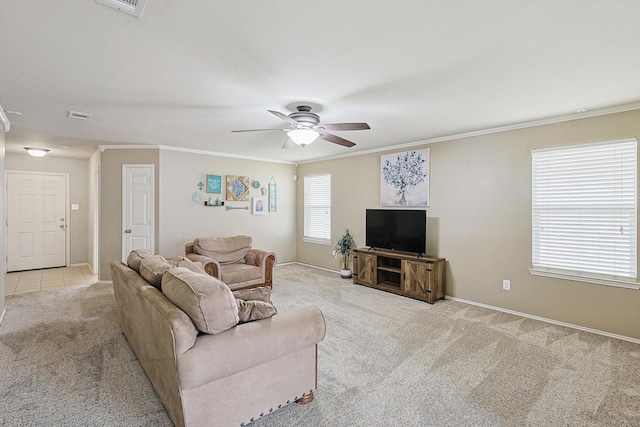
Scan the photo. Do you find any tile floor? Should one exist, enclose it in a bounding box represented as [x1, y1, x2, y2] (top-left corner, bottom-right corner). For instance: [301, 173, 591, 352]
[4, 265, 98, 296]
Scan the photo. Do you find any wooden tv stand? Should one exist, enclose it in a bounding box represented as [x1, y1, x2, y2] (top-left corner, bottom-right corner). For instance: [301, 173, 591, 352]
[352, 248, 445, 304]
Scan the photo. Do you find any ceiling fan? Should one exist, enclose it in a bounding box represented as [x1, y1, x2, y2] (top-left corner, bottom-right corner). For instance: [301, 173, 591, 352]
[231, 105, 370, 148]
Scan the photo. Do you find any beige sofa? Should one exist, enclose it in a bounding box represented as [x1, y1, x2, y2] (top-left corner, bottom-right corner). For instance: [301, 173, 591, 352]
[111, 253, 325, 427]
[185, 235, 276, 290]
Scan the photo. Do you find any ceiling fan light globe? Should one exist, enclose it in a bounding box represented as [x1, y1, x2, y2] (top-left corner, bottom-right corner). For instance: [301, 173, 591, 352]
[288, 129, 319, 146]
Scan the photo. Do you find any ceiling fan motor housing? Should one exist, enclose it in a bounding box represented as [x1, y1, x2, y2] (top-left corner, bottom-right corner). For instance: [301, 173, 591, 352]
[289, 105, 320, 127]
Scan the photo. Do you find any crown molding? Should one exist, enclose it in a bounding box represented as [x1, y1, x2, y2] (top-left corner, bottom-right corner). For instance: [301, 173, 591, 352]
[99, 144, 297, 165]
[298, 101, 640, 165]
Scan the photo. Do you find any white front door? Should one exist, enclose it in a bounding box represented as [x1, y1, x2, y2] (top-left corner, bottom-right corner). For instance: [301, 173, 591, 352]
[6, 172, 67, 272]
[122, 164, 154, 262]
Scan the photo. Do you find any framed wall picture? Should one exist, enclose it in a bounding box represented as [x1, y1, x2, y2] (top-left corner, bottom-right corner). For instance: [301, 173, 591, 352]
[381, 148, 430, 206]
[252, 197, 266, 215]
[206, 175, 222, 193]
[226, 175, 250, 201]
[268, 181, 276, 212]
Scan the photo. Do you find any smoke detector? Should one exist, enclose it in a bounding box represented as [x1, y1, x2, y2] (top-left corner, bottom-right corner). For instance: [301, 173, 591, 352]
[96, 0, 148, 17]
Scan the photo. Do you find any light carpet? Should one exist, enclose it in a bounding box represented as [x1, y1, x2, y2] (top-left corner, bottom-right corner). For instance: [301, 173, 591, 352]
[1, 264, 639, 426]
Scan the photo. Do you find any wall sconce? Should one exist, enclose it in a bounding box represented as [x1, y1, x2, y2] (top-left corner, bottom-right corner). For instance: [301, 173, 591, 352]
[24, 147, 50, 157]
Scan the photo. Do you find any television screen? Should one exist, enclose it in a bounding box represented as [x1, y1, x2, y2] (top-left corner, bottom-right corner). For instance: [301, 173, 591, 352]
[365, 209, 426, 254]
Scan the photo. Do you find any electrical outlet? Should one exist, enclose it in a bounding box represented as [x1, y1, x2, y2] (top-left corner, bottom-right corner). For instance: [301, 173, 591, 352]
[502, 279, 511, 291]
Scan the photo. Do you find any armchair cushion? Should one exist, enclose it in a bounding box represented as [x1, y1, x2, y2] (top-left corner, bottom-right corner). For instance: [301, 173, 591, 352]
[161, 267, 239, 335]
[193, 235, 252, 264]
[221, 263, 262, 285]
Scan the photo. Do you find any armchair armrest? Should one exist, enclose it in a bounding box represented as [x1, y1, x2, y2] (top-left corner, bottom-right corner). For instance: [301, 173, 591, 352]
[177, 305, 326, 389]
[245, 249, 277, 287]
[185, 253, 222, 279]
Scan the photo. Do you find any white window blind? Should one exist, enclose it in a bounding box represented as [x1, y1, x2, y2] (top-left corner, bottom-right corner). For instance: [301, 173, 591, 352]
[304, 174, 331, 244]
[532, 138, 637, 285]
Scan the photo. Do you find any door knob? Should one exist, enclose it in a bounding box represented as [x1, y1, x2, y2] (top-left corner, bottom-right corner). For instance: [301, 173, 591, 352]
[124, 229, 132, 233]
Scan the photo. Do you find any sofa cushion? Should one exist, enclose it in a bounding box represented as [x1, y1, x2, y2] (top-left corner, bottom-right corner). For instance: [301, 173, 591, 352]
[236, 299, 277, 323]
[232, 286, 272, 303]
[127, 249, 154, 273]
[167, 256, 207, 274]
[221, 264, 262, 284]
[193, 235, 252, 265]
[140, 255, 172, 288]
[162, 267, 239, 335]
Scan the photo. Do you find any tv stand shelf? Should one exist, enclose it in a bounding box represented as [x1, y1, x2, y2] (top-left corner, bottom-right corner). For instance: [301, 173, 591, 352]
[353, 248, 445, 304]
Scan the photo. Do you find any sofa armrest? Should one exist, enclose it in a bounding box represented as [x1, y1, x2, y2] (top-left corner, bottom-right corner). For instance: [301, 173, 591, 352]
[245, 249, 277, 287]
[185, 253, 222, 279]
[177, 305, 326, 390]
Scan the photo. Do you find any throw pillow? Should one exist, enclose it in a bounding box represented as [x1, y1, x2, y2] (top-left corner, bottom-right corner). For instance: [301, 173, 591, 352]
[235, 299, 278, 323]
[232, 286, 272, 303]
[139, 255, 171, 288]
[166, 256, 207, 274]
[126, 249, 154, 273]
[162, 267, 239, 334]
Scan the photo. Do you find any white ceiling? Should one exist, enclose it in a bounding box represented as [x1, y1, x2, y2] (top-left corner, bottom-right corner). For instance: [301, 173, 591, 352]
[1, 0, 639, 162]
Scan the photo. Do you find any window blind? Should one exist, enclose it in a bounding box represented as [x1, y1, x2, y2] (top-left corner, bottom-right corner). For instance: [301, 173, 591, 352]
[304, 174, 331, 244]
[532, 138, 637, 282]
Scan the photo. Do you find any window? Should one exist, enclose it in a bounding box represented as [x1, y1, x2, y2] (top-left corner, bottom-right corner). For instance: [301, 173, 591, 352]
[304, 174, 331, 244]
[531, 138, 638, 288]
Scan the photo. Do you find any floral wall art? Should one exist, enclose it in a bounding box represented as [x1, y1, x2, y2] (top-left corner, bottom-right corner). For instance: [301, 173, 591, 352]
[380, 148, 429, 206]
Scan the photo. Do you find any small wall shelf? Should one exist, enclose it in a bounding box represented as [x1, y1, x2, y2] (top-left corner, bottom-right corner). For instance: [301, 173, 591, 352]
[204, 201, 225, 207]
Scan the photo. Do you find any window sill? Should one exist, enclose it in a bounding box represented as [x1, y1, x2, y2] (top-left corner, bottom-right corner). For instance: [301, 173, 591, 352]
[303, 237, 331, 245]
[529, 269, 639, 290]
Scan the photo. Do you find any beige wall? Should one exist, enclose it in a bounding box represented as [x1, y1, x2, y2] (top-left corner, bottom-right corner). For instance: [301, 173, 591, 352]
[99, 148, 160, 280]
[157, 149, 297, 261]
[5, 153, 89, 266]
[297, 110, 640, 340]
[99, 147, 296, 280]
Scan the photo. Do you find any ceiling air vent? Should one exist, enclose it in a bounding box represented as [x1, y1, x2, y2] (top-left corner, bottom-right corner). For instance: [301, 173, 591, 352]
[68, 110, 92, 120]
[96, 0, 148, 17]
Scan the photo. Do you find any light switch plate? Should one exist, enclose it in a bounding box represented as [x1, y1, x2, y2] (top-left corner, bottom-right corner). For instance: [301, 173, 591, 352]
[71, 204, 80, 211]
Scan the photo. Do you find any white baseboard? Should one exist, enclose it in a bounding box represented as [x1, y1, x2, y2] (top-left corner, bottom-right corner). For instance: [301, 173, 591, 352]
[288, 262, 340, 274]
[446, 296, 640, 345]
[69, 262, 90, 268]
[0, 308, 5, 326]
[97, 280, 113, 285]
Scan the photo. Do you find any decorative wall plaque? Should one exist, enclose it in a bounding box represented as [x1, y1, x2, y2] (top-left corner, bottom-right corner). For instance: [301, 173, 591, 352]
[226, 175, 250, 201]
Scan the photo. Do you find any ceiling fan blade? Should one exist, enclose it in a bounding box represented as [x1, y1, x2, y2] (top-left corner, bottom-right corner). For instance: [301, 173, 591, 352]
[268, 110, 299, 126]
[319, 132, 356, 148]
[321, 123, 370, 131]
[231, 128, 286, 133]
[282, 139, 295, 149]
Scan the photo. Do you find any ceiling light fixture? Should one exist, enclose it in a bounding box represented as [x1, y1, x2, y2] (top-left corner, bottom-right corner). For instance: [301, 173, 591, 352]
[287, 129, 319, 147]
[24, 147, 50, 157]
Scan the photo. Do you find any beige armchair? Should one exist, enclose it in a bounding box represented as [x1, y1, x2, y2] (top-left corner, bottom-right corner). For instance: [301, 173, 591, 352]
[185, 235, 276, 290]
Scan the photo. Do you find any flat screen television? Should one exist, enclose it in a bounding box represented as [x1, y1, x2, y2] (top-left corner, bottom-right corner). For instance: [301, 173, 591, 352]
[365, 209, 426, 255]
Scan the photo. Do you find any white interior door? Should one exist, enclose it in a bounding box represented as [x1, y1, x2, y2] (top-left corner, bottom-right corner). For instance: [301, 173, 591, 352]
[7, 172, 67, 272]
[122, 164, 154, 262]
